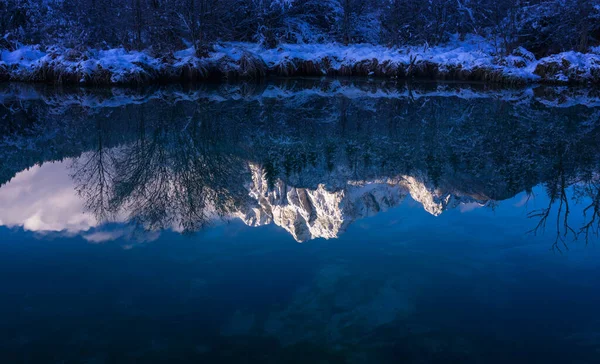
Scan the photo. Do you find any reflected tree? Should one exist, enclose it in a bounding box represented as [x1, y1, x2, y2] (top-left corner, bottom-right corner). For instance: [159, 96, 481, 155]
[574, 180, 600, 244]
[71, 119, 117, 221]
[527, 164, 576, 252]
[70, 104, 250, 234]
[2, 82, 595, 245]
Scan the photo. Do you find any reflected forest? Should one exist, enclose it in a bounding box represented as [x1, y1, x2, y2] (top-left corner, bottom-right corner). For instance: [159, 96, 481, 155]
[1, 81, 599, 248]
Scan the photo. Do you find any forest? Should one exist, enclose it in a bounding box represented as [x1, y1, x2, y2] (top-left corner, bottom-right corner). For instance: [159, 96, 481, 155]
[1, 1, 600, 84]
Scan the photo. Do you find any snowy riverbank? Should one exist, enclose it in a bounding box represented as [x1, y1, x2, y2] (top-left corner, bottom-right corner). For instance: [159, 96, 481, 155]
[2, 36, 600, 85]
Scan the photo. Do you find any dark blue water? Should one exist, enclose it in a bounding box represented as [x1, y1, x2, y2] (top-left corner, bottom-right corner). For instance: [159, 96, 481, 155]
[1, 82, 599, 363]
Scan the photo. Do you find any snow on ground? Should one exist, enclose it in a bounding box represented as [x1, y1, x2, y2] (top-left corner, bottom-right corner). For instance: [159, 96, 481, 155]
[1, 35, 600, 84]
[1, 45, 46, 66]
[533, 51, 600, 83]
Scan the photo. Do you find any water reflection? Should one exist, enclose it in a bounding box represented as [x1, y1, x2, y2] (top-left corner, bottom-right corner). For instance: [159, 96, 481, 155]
[1, 81, 599, 246]
[3, 82, 600, 363]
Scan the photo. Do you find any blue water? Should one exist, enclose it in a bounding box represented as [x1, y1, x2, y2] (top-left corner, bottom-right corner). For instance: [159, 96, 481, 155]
[1, 82, 600, 363]
[1, 187, 599, 363]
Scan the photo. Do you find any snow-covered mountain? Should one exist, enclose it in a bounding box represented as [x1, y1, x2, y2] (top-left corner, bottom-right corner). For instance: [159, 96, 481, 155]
[236, 163, 487, 242]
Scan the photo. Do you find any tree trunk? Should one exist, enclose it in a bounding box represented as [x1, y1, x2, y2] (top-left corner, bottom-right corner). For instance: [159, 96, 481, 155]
[343, 0, 350, 45]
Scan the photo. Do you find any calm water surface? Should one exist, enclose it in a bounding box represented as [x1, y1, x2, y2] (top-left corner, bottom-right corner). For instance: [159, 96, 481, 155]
[1, 81, 600, 363]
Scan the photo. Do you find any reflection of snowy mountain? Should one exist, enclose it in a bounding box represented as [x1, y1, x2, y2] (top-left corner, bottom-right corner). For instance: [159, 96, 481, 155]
[1, 82, 599, 243]
[0, 159, 487, 243]
[237, 164, 487, 242]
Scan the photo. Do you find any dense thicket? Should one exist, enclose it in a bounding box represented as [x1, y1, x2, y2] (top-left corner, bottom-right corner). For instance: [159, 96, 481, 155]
[1, 0, 599, 56]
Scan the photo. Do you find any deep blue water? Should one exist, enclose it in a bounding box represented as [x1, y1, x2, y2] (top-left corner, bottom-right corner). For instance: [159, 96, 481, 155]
[1, 186, 599, 363]
[1, 82, 600, 363]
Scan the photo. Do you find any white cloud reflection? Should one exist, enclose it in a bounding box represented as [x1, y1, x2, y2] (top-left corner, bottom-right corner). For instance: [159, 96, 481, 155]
[0, 160, 98, 233]
[0, 159, 157, 244]
[0, 157, 495, 244]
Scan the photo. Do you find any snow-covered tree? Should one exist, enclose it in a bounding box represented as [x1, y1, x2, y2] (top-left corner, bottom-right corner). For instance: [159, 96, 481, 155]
[0, 0, 598, 56]
[333, 0, 381, 44]
[514, 0, 600, 55]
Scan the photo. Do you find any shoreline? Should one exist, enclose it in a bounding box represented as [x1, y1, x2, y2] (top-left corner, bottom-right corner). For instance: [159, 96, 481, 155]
[2, 37, 600, 86]
[2, 79, 600, 109]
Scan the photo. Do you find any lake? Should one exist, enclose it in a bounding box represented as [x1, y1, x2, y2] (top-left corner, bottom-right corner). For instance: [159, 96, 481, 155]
[1, 80, 600, 363]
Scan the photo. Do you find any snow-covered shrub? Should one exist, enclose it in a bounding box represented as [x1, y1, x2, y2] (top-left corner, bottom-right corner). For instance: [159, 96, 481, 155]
[515, 0, 600, 56]
[534, 52, 600, 83]
[499, 46, 536, 68]
[280, 0, 339, 44]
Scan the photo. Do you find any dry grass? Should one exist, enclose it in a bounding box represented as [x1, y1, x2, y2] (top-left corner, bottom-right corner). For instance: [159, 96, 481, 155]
[89, 66, 113, 84]
[374, 60, 400, 77]
[534, 61, 563, 80]
[0, 64, 10, 81]
[178, 61, 209, 82]
[297, 60, 322, 76]
[237, 52, 267, 79]
[3, 50, 594, 86]
[273, 58, 302, 76]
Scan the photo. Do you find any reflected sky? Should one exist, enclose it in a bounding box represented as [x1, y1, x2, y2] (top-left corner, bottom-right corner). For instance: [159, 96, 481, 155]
[0, 157, 494, 242]
[1, 81, 600, 363]
[0, 160, 97, 233]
